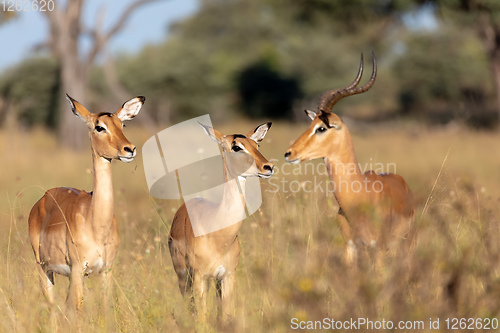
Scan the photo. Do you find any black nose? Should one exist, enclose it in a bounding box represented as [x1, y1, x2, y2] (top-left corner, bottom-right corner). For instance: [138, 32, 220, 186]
[284, 151, 291, 158]
[124, 146, 135, 154]
[263, 164, 273, 172]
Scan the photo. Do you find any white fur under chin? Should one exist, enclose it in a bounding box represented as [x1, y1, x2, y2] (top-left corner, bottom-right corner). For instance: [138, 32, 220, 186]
[286, 158, 301, 164]
[119, 156, 135, 163]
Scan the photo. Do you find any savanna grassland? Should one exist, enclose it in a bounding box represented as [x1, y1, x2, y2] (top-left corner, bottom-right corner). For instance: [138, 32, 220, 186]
[1, 120, 500, 332]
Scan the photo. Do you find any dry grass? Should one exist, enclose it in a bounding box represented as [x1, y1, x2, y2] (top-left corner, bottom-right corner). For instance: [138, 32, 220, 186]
[1, 121, 500, 332]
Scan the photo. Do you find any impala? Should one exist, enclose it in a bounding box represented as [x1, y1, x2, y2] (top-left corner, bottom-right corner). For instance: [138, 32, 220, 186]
[284, 53, 414, 264]
[28, 94, 144, 318]
[168, 122, 274, 319]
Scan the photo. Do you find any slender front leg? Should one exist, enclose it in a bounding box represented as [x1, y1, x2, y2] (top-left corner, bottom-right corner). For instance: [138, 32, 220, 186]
[193, 271, 208, 321]
[100, 268, 113, 327]
[220, 273, 235, 320]
[67, 267, 84, 313]
[345, 240, 358, 267]
[64, 266, 84, 331]
[337, 213, 357, 266]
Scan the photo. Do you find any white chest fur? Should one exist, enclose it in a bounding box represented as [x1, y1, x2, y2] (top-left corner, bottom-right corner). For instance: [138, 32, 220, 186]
[213, 265, 226, 279]
[83, 257, 104, 275]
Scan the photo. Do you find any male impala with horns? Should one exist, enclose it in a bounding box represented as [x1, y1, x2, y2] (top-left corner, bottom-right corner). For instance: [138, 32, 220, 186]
[285, 53, 415, 264]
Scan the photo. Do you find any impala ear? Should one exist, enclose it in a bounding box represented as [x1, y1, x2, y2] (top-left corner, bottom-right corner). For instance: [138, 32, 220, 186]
[247, 122, 272, 143]
[305, 109, 317, 121]
[66, 94, 91, 124]
[116, 96, 145, 121]
[199, 122, 223, 143]
[318, 111, 342, 130]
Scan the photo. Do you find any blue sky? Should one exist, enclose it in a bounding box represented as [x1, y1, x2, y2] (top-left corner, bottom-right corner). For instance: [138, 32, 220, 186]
[402, 4, 438, 32]
[0, 1, 439, 73]
[0, 0, 199, 71]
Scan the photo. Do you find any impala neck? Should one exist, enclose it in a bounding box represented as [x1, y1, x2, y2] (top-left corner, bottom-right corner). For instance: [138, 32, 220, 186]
[215, 152, 246, 241]
[324, 129, 365, 212]
[90, 148, 114, 244]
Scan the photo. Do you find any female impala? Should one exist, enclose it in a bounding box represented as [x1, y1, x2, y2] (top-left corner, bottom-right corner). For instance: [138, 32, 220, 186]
[28, 95, 144, 315]
[169, 122, 274, 319]
[284, 54, 414, 264]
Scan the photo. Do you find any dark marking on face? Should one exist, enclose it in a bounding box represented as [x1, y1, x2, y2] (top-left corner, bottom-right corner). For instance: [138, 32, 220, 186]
[318, 112, 331, 128]
[318, 111, 342, 129]
[97, 112, 114, 118]
[233, 134, 246, 139]
[95, 112, 118, 128]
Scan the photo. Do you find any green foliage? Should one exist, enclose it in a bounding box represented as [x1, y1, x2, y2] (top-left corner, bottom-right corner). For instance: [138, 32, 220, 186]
[115, 0, 410, 122]
[274, 0, 413, 31]
[402, 0, 500, 127]
[436, 0, 500, 28]
[2, 0, 496, 128]
[0, 57, 60, 128]
[393, 28, 492, 122]
[236, 59, 302, 118]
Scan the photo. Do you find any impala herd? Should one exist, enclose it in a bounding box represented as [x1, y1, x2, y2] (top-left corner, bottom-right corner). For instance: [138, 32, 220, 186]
[27, 53, 414, 323]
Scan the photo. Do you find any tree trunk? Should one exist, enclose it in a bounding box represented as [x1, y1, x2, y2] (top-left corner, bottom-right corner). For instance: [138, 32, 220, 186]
[44, 0, 88, 150]
[491, 55, 500, 130]
[43, 0, 161, 149]
[59, 57, 88, 150]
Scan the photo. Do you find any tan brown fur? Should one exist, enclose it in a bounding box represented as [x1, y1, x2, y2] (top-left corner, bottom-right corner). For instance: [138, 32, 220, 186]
[28, 95, 144, 321]
[285, 54, 414, 264]
[168, 123, 274, 320]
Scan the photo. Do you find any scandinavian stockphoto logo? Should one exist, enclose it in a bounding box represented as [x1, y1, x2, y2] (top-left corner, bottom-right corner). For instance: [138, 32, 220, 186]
[142, 115, 263, 237]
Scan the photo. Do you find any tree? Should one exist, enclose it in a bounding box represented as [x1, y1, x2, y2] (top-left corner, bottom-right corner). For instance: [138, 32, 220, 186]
[432, 0, 500, 128]
[0, 57, 60, 128]
[393, 28, 492, 124]
[42, 0, 161, 149]
[117, 0, 415, 122]
[0, 10, 16, 25]
[237, 59, 302, 119]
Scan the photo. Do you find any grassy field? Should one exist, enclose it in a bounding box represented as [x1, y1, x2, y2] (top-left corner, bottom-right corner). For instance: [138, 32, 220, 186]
[1, 120, 500, 332]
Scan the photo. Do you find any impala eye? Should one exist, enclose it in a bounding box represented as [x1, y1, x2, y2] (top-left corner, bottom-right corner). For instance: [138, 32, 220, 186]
[95, 125, 106, 133]
[232, 145, 243, 152]
[316, 127, 327, 134]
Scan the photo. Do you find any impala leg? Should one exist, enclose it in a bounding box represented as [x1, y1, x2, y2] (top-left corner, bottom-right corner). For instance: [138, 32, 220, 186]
[337, 213, 357, 266]
[179, 269, 194, 298]
[220, 274, 235, 321]
[38, 266, 55, 305]
[193, 271, 208, 321]
[169, 241, 188, 296]
[66, 267, 84, 320]
[368, 242, 383, 275]
[178, 268, 195, 314]
[100, 268, 113, 327]
[215, 279, 222, 320]
[345, 240, 358, 267]
[37, 265, 57, 330]
[169, 243, 196, 312]
[170, 253, 192, 298]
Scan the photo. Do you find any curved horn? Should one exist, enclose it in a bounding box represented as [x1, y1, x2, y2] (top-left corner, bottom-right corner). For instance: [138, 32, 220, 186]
[320, 52, 377, 113]
[317, 54, 364, 113]
[345, 53, 365, 90]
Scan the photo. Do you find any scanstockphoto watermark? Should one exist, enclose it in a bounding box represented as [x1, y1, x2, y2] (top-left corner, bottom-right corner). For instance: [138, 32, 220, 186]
[142, 114, 264, 237]
[290, 317, 499, 331]
[291, 317, 426, 331]
[266, 159, 397, 195]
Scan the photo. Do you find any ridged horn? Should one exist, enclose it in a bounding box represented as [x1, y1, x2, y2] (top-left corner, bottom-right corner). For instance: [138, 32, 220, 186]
[318, 52, 377, 113]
